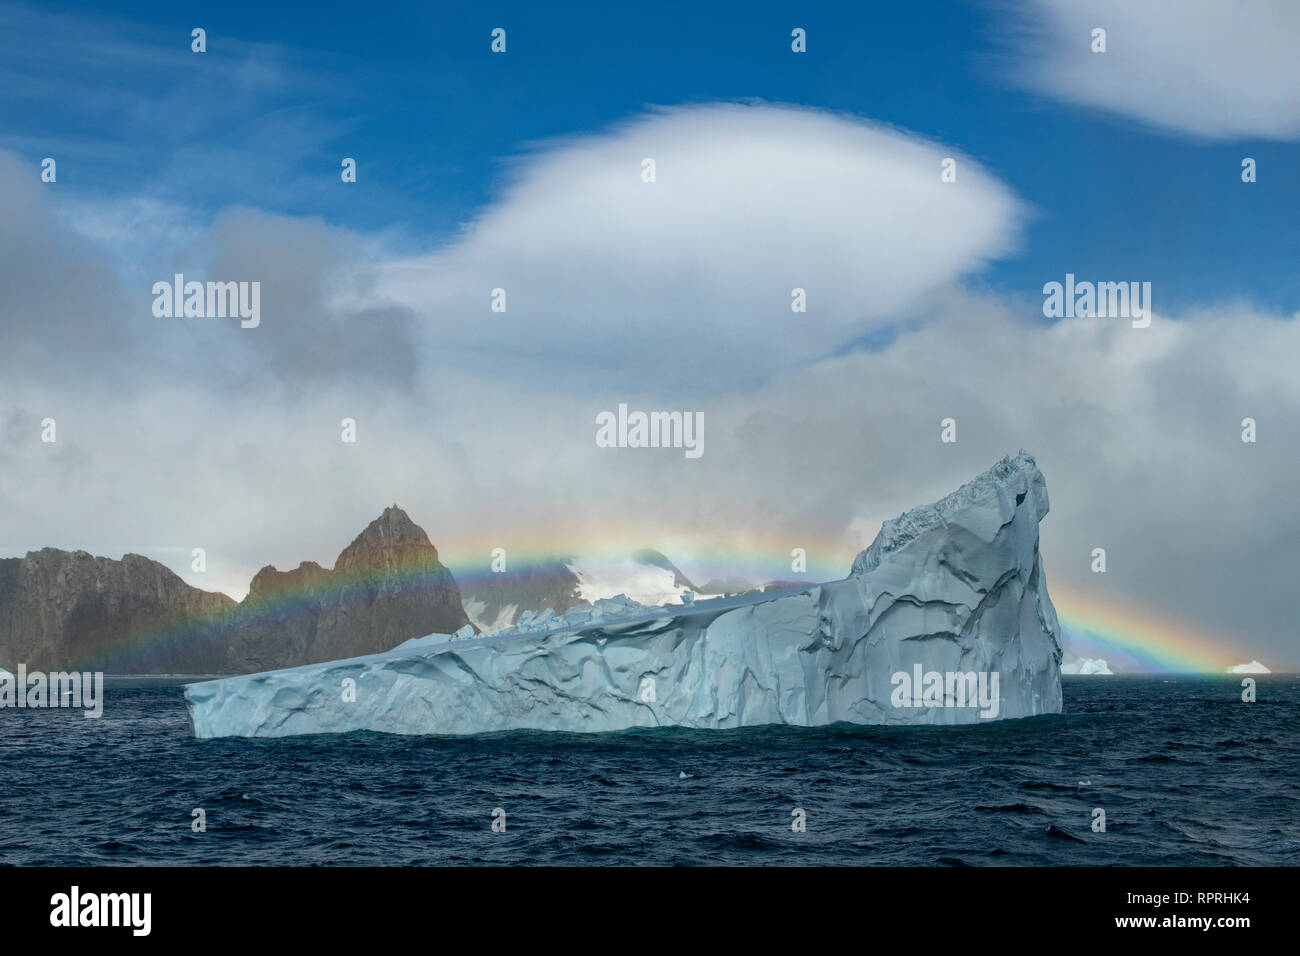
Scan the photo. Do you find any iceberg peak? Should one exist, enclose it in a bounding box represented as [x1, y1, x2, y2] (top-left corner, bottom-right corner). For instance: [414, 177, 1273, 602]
[853, 450, 1046, 576]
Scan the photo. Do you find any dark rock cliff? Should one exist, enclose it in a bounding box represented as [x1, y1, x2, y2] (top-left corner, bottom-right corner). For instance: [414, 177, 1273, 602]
[0, 506, 470, 675]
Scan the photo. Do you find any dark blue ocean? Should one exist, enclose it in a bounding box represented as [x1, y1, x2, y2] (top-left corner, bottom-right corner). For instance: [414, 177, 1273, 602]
[2, 676, 1297, 866]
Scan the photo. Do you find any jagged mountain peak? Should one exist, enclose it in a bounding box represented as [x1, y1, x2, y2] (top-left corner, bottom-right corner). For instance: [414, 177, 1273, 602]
[1, 508, 469, 674]
[335, 506, 439, 573]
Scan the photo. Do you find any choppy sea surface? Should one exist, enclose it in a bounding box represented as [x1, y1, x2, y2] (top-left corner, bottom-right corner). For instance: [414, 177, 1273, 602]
[1, 676, 1296, 866]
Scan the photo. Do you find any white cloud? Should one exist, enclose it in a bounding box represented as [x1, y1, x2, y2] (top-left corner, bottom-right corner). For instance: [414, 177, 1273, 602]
[380, 102, 1024, 388]
[5, 276, 1298, 666]
[1009, 0, 1300, 139]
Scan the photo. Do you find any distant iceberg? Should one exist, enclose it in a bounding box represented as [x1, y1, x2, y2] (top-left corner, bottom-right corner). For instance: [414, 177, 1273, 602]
[1061, 656, 1113, 675]
[185, 451, 1063, 738]
[1226, 660, 1270, 674]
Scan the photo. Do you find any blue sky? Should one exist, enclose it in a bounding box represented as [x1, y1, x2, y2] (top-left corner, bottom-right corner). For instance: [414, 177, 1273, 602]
[4, 0, 1298, 314]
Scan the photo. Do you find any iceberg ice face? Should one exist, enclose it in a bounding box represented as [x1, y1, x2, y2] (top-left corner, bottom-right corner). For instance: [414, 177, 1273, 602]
[184, 451, 1063, 738]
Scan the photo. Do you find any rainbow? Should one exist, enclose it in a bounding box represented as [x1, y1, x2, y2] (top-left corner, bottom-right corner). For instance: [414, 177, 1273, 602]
[66, 540, 848, 671]
[1051, 584, 1232, 674]
[67, 554, 467, 672]
[61, 537, 1241, 675]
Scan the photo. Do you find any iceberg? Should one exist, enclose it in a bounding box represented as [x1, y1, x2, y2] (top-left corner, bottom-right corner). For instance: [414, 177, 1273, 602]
[184, 451, 1063, 738]
[1226, 660, 1270, 674]
[1061, 654, 1113, 675]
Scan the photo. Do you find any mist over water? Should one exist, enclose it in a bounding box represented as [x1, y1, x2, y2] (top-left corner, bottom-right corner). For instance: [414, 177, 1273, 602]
[2, 677, 1296, 866]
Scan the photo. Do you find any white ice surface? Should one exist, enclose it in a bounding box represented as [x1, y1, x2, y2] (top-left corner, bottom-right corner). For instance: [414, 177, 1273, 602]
[1226, 660, 1270, 674]
[1061, 657, 1113, 675]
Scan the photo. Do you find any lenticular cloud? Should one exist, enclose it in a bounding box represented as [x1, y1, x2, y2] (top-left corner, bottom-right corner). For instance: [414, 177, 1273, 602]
[380, 102, 1024, 387]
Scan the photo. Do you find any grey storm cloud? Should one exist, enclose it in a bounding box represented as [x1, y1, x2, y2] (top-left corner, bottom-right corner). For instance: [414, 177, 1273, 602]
[0, 155, 420, 395]
[0, 151, 135, 379]
[172, 207, 422, 392]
